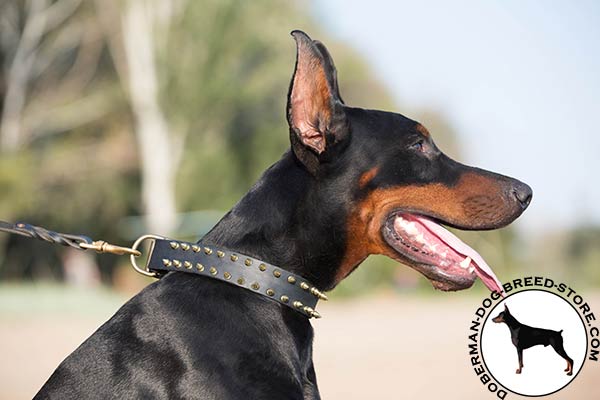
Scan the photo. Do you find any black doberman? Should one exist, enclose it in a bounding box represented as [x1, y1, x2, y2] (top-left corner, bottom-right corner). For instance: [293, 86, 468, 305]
[35, 31, 532, 399]
[492, 304, 574, 375]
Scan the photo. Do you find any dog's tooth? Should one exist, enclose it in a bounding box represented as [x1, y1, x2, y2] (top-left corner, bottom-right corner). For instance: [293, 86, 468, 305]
[468, 266, 475, 273]
[460, 256, 472, 270]
[405, 222, 419, 235]
[394, 218, 406, 230]
[415, 233, 425, 243]
[429, 243, 439, 252]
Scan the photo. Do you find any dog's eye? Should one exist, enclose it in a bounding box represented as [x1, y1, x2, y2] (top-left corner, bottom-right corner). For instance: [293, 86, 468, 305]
[409, 140, 424, 152]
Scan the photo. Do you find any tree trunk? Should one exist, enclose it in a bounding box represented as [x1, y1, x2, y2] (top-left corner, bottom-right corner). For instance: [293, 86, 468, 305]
[121, 0, 177, 235]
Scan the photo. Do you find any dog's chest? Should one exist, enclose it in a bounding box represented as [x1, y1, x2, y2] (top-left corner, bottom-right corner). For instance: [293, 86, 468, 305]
[511, 327, 521, 346]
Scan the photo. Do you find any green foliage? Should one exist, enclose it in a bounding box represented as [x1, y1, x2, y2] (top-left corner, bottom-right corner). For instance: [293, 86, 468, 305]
[530, 226, 600, 288]
[1, 0, 411, 283]
[165, 1, 308, 209]
[0, 152, 37, 218]
[161, 1, 402, 211]
[1, 0, 596, 295]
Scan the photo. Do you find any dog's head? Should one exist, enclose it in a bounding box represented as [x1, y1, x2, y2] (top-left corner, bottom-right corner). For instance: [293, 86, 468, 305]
[286, 31, 531, 292]
[492, 304, 511, 323]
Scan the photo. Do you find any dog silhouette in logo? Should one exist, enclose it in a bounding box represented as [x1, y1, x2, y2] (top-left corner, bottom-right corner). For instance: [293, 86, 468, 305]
[492, 304, 573, 375]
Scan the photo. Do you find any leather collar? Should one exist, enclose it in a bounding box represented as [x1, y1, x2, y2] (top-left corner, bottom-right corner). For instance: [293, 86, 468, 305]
[147, 239, 326, 318]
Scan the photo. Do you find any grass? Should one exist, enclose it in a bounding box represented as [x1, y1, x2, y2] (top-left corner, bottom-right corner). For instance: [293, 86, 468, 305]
[0, 283, 128, 317]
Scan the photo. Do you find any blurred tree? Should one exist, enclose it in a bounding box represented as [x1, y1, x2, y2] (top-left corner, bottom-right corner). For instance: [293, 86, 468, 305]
[0, 0, 478, 296]
[531, 226, 600, 287]
[95, 0, 180, 235]
[0, 0, 136, 281]
[567, 226, 600, 285]
[0, 0, 114, 151]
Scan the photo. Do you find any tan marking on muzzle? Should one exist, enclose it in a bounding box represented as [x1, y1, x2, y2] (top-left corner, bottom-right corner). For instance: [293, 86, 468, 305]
[335, 172, 513, 282]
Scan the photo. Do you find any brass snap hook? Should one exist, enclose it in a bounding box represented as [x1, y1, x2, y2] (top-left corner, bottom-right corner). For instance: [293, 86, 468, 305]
[80, 240, 142, 257]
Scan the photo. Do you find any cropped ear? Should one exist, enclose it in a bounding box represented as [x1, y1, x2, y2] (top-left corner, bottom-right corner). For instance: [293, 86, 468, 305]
[313, 40, 344, 104]
[287, 30, 348, 173]
[504, 304, 509, 312]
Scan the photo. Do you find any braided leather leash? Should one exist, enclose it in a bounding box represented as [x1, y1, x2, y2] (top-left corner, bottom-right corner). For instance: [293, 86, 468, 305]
[0, 220, 140, 256]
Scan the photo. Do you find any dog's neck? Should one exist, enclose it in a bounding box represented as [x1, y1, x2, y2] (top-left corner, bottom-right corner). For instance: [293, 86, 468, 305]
[201, 151, 349, 291]
[503, 312, 522, 329]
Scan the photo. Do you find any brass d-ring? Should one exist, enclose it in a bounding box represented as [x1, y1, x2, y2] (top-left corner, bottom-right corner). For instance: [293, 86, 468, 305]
[129, 234, 165, 278]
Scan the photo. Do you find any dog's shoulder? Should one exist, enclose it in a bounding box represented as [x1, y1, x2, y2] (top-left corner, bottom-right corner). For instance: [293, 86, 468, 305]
[36, 273, 316, 399]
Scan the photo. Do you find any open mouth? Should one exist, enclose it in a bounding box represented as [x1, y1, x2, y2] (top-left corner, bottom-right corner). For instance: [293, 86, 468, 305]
[382, 212, 503, 293]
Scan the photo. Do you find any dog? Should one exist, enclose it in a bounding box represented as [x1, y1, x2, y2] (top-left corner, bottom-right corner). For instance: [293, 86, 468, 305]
[492, 304, 573, 375]
[35, 30, 531, 399]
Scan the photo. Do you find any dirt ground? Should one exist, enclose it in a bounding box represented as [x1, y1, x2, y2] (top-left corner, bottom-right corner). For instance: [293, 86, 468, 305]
[1, 289, 598, 399]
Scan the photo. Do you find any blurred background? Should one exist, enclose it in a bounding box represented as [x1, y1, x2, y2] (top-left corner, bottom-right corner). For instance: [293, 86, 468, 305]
[0, 0, 598, 398]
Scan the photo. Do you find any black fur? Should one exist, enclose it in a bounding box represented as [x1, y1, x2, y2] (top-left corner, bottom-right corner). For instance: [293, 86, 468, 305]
[35, 31, 531, 399]
[492, 304, 574, 375]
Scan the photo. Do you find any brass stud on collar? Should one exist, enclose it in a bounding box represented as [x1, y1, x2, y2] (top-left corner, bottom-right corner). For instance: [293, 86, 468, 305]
[310, 287, 329, 301]
[303, 306, 315, 315]
[164, 242, 321, 318]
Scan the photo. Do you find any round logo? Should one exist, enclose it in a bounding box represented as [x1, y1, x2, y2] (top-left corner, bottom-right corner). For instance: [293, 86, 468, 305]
[480, 290, 587, 396]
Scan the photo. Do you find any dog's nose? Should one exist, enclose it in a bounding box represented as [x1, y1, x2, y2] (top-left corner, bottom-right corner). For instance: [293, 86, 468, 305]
[512, 182, 532, 209]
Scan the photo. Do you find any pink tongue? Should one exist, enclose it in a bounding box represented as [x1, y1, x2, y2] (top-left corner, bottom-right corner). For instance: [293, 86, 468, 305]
[415, 216, 503, 294]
